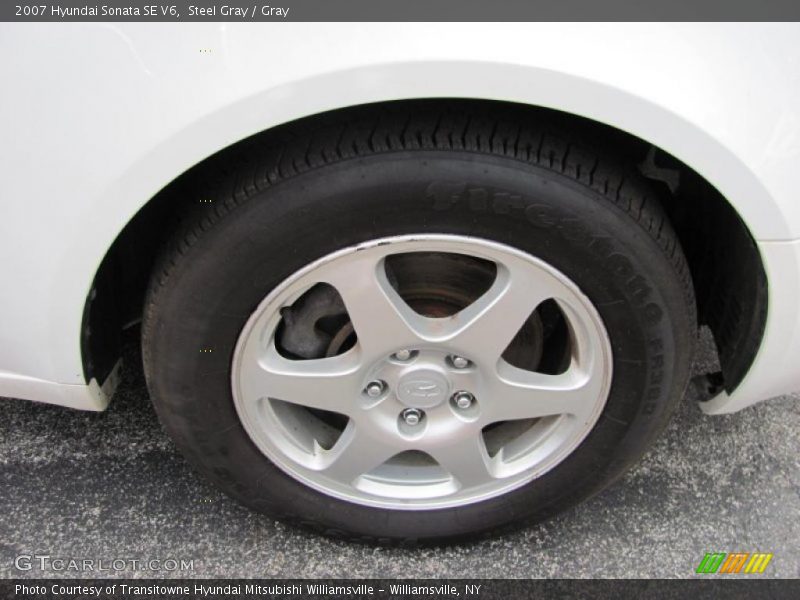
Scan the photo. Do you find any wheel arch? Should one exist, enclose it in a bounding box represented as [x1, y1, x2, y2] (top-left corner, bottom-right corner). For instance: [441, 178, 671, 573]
[79, 74, 770, 406]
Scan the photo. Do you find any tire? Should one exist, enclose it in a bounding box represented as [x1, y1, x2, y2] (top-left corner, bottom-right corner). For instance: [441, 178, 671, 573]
[142, 105, 696, 545]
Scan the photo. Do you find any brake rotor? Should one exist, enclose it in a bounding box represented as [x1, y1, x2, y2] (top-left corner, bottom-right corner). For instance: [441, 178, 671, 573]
[281, 251, 546, 371]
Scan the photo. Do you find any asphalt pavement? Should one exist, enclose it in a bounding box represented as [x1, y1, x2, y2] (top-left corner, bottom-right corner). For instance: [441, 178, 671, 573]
[1, 329, 798, 579]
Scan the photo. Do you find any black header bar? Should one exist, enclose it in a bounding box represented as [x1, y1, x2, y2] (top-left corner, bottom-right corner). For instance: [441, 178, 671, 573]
[4, 0, 800, 22]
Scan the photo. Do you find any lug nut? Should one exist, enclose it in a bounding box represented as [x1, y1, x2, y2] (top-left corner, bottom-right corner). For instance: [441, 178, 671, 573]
[393, 349, 412, 361]
[401, 408, 423, 426]
[365, 380, 386, 398]
[451, 356, 470, 369]
[453, 391, 475, 409]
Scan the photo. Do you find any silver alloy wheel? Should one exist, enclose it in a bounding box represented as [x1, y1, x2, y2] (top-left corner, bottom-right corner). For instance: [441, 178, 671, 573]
[231, 235, 612, 510]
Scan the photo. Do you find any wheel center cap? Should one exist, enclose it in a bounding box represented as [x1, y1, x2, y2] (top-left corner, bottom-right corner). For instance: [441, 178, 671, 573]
[396, 369, 450, 409]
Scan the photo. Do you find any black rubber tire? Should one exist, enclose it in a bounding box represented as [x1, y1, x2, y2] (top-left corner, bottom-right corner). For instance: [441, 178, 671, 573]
[142, 105, 696, 545]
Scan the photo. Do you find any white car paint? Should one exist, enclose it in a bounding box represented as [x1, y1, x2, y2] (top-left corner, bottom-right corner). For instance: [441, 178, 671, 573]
[0, 23, 799, 413]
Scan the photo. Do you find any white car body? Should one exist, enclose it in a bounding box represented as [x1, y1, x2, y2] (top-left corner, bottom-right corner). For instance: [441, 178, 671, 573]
[1, 22, 799, 414]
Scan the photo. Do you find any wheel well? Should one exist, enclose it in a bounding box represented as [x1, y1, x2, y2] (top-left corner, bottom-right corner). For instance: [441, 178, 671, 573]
[81, 99, 767, 398]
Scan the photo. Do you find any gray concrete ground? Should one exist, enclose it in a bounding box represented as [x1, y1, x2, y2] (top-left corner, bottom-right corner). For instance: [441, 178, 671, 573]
[1, 330, 798, 579]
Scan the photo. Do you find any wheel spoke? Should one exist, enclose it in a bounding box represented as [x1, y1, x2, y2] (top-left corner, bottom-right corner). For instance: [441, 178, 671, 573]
[238, 343, 364, 415]
[487, 361, 599, 423]
[444, 261, 557, 365]
[318, 421, 401, 484]
[318, 253, 425, 357]
[429, 433, 494, 489]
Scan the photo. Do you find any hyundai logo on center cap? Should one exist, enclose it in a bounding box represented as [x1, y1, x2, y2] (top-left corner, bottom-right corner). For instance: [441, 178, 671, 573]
[396, 370, 449, 408]
[401, 380, 442, 398]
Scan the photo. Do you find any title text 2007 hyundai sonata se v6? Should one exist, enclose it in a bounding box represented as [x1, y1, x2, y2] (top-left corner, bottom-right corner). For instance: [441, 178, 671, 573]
[2, 23, 799, 544]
